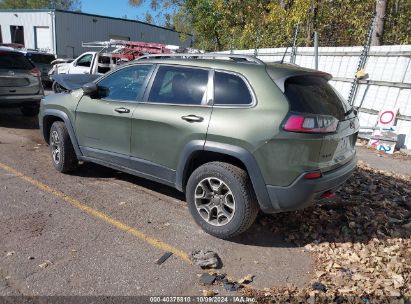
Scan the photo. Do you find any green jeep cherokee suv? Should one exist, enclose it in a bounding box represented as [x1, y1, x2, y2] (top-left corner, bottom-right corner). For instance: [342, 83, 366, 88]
[39, 54, 359, 239]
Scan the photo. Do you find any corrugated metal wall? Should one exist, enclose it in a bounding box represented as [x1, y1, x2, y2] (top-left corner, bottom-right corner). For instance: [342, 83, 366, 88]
[0, 11, 53, 52]
[0, 10, 192, 58]
[221, 45, 411, 149]
[54, 11, 191, 58]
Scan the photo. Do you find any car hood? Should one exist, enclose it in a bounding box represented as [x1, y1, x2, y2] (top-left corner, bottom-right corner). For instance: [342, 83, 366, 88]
[51, 74, 101, 91]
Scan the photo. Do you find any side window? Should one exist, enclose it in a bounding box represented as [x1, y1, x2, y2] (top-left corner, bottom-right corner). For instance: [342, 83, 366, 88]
[148, 66, 209, 105]
[97, 65, 152, 101]
[76, 54, 93, 67]
[214, 72, 252, 105]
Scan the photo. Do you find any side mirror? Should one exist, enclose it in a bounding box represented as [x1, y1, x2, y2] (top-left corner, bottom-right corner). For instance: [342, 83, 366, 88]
[82, 82, 98, 96]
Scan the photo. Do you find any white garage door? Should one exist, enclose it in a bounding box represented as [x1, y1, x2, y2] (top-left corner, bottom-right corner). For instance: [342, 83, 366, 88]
[35, 27, 51, 52]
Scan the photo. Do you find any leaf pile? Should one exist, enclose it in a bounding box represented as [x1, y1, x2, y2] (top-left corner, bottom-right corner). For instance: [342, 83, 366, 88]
[247, 161, 410, 303]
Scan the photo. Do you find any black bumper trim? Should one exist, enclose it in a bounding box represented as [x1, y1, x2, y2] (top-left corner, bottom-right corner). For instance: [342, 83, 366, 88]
[263, 155, 357, 213]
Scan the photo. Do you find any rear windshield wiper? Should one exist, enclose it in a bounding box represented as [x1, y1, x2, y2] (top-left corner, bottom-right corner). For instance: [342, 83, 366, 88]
[344, 106, 356, 117]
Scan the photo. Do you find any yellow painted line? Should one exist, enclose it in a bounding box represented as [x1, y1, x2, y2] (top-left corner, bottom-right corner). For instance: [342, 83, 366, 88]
[0, 161, 192, 264]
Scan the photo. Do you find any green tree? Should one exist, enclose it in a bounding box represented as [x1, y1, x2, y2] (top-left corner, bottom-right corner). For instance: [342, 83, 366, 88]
[130, 0, 411, 50]
[0, 0, 81, 10]
[144, 12, 154, 24]
[384, 0, 411, 44]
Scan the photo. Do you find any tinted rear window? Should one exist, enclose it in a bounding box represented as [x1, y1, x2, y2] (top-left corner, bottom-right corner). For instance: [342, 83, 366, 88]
[284, 76, 347, 120]
[0, 52, 33, 70]
[27, 53, 55, 64]
[214, 72, 252, 105]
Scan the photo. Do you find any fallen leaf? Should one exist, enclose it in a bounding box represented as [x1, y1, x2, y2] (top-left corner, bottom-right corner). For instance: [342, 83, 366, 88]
[202, 290, 216, 297]
[392, 274, 404, 289]
[238, 274, 254, 284]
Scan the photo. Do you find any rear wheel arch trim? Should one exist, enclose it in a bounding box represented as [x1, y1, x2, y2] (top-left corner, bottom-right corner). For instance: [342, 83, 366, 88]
[176, 141, 277, 211]
[42, 109, 82, 158]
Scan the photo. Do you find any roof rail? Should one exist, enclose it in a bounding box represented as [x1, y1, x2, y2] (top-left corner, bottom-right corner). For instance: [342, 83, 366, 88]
[136, 53, 265, 65]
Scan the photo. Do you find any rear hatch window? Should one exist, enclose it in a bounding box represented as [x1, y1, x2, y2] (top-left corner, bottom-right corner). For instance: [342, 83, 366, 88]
[0, 52, 34, 70]
[284, 76, 348, 121]
[27, 53, 55, 64]
[280, 75, 358, 172]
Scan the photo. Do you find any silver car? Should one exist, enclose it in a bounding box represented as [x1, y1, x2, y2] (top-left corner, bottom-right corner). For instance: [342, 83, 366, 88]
[0, 48, 44, 116]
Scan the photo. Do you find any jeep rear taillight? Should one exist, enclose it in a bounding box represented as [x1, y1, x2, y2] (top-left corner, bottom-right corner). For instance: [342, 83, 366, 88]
[283, 113, 339, 133]
[30, 68, 41, 77]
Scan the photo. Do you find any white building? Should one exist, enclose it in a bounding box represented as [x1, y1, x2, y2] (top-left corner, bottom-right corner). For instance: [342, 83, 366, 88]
[0, 9, 193, 58]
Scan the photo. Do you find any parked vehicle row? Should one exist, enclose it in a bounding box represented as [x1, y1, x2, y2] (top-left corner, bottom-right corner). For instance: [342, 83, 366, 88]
[0, 43, 56, 86]
[48, 40, 190, 93]
[0, 48, 44, 116]
[39, 54, 359, 238]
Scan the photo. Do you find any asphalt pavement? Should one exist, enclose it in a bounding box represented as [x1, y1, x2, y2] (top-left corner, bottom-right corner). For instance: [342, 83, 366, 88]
[0, 108, 312, 297]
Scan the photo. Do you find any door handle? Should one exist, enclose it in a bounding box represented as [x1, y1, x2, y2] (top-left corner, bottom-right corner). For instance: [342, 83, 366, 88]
[115, 107, 130, 114]
[181, 115, 204, 122]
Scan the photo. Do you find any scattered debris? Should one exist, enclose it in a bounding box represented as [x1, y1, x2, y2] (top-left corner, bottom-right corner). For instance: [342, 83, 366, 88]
[118, 201, 126, 205]
[312, 282, 327, 292]
[190, 250, 220, 269]
[155, 252, 173, 265]
[6, 251, 15, 257]
[223, 282, 241, 292]
[38, 260, 52, 268]
[242, 162, 410, 302]
[199, 273, 216, 286]
[202, 290, 217, 297]
[215, 273, 227, 283]
[400, 148, 411, 156]
[238, 274, 254, 285]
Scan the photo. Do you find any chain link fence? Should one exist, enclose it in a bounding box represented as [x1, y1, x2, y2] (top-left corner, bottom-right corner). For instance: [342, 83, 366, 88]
[219, 44, 411, 149]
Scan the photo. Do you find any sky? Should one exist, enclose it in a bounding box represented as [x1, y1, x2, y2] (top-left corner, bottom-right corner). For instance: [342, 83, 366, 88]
[81, 0, 154, 21]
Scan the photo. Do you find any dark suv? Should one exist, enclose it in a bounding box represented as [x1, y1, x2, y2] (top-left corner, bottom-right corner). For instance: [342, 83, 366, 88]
[23, 51, 56, 86]
[39, 54, 358, 238]
[0, 48, 44, 116]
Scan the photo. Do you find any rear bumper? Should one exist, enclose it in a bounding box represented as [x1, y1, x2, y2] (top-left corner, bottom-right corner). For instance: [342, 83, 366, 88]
[0, 94, 43, 107]
[263, 154, 357, 213]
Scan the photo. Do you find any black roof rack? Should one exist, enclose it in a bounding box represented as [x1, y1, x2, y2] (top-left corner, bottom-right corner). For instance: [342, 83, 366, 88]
[137, 53, 265, 65]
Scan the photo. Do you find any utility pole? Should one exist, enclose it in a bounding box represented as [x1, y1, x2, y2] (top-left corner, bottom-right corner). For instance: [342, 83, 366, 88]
[314, 31, 319, 70]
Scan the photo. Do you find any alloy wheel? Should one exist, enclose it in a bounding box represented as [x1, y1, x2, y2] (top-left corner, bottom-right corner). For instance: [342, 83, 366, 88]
[50, 130, 61, 164]
[194, 177, 236, 226]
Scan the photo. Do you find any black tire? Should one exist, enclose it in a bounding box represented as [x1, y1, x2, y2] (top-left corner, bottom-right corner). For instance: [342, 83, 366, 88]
[21, 105, 40, 117]
[49, 121, 78, 173]
[186, 162, 259, 239]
